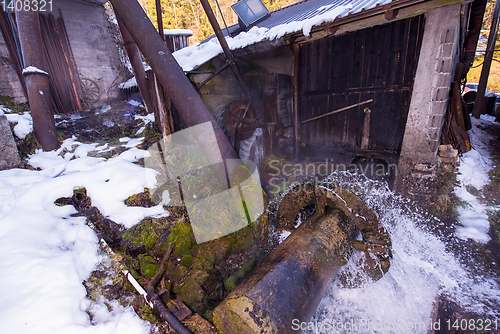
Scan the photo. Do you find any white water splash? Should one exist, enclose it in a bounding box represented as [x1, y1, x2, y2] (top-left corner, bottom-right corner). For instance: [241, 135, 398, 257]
[239, 127, 265, 169]
[295, 172, 500, 333]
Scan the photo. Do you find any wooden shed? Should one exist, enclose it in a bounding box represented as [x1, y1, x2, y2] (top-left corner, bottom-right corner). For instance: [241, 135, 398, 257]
[182, 0, 486, 199]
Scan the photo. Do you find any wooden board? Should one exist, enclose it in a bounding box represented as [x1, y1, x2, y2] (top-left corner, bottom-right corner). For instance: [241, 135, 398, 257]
[298, 15, 425, 158]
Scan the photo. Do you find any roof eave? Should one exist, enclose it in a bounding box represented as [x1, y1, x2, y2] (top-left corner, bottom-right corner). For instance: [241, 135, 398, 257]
[285, 0, 471, 44]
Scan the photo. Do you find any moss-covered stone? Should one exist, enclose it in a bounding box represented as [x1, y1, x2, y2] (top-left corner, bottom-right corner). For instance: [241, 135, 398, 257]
[165, 220, 196, 258]
[224, 252, 261, 292]
[181, 254, 193, 267]
[139, 254, 159, 277]
[227, 226, 255, 255]
[195, 237, 231, 265]
[125, 189, 154, 207]
[121, 219, 159, 253]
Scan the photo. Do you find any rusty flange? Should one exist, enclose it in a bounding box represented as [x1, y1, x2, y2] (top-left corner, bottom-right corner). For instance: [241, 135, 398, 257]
[276, 183, 392, 277]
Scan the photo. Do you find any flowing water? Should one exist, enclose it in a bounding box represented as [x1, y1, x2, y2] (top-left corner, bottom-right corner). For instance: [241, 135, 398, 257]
[274, 172, 500, 333]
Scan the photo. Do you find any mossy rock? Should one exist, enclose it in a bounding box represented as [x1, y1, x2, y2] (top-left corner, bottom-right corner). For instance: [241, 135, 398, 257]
[227, 226, 255, 255]
[121, 219, 160, 253]
[194, 237, 231, 265]
[178, 274, 209, 314]
[139, 254, 159, 277]
[171, 265, 189, 295]
[125, 189, 154, 207]
[175, 256, 221, 315]
[164, 220, 196, 258]
[181, 254, 193, 267]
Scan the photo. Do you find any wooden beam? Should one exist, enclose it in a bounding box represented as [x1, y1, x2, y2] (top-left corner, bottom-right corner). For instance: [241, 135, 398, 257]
[472, 0, 500, 118]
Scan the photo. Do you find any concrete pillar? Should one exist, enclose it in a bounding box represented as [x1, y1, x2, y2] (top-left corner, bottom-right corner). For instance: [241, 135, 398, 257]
[394, 4, 461, 201]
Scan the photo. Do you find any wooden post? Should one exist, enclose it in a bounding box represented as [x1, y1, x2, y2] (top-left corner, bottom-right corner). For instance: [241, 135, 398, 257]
[472, 0, 500, 118]
[292, 42, 301, 161]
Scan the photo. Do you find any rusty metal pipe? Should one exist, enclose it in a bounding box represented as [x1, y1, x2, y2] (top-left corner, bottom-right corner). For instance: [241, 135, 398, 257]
[214, 208, 358, 334]
[15, 9, 58, 151]
[214, 184, 391, 333]
[116, 15, 155, 115]
[110, 0, 239, 166]
[199, 0, 251, 101]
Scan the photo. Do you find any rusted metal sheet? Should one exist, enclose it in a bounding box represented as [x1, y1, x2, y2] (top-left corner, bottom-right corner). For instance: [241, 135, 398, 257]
[110, 0, 239, 171]
[39, 13, 84, 113]
[16, 9, 58, 150]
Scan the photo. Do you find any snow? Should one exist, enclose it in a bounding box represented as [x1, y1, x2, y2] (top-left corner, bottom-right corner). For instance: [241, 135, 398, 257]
[172, 5, 353, 71]
[454, 115, 498, 243]
[163, 29, 193, 36]
[22, 66, 49, 76]
[127, 99, 144, 108]
[119, 77, 137, 90]
[0, 105, 14, 113]
[95, 105, 112, 115]
[4, 111, 33, 139]
[134, 113, 155, 125]
[0, 136, 167, 333]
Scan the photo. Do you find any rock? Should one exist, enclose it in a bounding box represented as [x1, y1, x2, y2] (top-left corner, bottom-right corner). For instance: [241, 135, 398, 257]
[0, 115, 20, 170]
[438, 144, 459, 164]
[183, 314, 214, 334]
[139, 254, 159, 277]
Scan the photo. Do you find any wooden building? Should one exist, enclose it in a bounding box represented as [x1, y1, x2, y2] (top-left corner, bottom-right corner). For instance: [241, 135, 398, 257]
[184, 0, 486, 200]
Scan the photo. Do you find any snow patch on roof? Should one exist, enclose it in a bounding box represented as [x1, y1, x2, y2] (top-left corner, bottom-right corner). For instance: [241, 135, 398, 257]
[163, 29, 193, 36]
[173, 4, 352, 71]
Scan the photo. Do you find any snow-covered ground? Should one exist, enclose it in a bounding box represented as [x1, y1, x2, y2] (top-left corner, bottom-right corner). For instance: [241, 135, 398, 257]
[0, 136, 167, 334]
[454, 115, 498, 243]
[0, 112, 499, 333]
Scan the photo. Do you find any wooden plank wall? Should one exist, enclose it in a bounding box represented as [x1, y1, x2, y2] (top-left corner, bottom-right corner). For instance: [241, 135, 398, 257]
[298, 15, 425, 158]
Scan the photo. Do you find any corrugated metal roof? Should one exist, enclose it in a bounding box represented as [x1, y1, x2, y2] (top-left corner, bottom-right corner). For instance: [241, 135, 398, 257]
[250, 0, 393, 31]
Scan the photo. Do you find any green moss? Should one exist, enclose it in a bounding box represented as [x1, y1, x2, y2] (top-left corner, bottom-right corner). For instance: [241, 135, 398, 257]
[224, 252, 260, 292]
[195, 237, 230, 265]
[165, 220, 195, 258]
[0, 95, 29, 113]
[121, 219, 159, 253]
[125, 189, 154, 207]
[227, 226, 254, 255]
[181, 254, 193, 267]
[138, 304, 156, 322]
[139, 254, 159, 277]
[487, 210, 500, 241]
